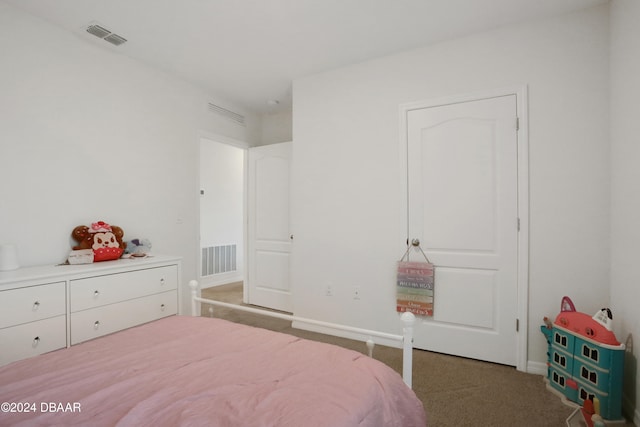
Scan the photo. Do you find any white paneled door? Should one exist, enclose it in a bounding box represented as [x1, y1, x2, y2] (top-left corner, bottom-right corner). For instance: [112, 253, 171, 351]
[247, 142, 293, 312]
[406, 95, 519, 366]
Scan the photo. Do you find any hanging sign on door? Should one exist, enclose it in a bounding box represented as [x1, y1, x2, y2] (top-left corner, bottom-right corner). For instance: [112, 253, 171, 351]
[396, 260, 434, 316]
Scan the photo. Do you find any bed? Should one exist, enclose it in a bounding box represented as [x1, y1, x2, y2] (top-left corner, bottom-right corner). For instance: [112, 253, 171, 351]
[0, 281, 426, 427]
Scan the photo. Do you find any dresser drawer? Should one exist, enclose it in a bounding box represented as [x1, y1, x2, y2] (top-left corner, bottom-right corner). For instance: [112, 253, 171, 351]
[70, 265, 178, 312]
[0, 315, 67, 366]
[70, 290, 177, 345]
[0, 282, 66, 329]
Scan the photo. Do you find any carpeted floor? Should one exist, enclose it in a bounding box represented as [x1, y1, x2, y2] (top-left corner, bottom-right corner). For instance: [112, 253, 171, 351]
[200, 283, 633, 427]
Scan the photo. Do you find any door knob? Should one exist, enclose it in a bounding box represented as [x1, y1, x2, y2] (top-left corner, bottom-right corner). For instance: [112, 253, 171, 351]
[411, 238, 420, 247]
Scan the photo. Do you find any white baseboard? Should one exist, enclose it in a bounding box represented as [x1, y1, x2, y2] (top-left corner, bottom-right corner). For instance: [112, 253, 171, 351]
[199, 272, 243, 289]
[526, 360, 548, 376]
[291, 320, 402, 349]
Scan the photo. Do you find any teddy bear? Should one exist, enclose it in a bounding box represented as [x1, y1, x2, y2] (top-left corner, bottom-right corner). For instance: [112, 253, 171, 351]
[71, 221, 126, 262]
[125, 238, 152, 256]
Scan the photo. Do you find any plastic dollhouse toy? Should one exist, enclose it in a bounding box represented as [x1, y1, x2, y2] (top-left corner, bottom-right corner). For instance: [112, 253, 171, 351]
[541, 296, 625, 424]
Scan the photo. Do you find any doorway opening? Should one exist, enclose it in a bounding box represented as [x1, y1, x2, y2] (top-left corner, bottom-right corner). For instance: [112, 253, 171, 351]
[199, 135, 246, 291]
[198, 137, 293, 312]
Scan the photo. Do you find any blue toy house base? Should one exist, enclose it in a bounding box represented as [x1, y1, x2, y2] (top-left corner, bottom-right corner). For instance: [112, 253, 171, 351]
[541, 297, 626, 425]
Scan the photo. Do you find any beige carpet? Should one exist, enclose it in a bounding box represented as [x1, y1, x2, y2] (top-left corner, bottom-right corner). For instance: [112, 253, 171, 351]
[201, 283, 633, 427]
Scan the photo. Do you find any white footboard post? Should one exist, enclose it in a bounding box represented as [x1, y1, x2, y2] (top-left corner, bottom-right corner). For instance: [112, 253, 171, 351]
[189, 280, 199, 316]
[366, 339, 375, 358]
[400, 312, 416, 388]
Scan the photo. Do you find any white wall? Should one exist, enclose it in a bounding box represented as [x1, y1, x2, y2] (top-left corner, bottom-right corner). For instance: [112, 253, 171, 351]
[199, 138, 245, 286]
[292, 4, 610, 369]
[610, 0, 640, 422]
[260, 110, 293, 146]
[0, 2, 259, 313]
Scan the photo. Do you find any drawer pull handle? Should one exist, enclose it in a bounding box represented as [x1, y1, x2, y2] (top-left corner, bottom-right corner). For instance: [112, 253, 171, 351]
[93, 290, 100, 297]
[33, 301, 40, 311]
[93, 321, 100, 330]
[160, 303, 166, 311]
[33, 336, 40, 347]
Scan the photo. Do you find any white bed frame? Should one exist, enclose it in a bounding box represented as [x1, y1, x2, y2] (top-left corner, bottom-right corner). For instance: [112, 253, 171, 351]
[188, 280, 416, 388]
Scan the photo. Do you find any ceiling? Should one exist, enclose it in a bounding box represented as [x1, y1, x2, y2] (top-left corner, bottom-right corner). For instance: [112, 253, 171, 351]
[5, 0, 608, 115]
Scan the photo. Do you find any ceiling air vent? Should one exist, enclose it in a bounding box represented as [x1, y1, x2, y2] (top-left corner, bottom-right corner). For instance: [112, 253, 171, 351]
[208, 103, 246, 126]
[103, 33, 127, 46]
[86, 23, 127, 46]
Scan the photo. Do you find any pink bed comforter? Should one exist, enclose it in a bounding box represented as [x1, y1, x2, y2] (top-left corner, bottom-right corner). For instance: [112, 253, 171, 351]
[0, 316, 426, 427]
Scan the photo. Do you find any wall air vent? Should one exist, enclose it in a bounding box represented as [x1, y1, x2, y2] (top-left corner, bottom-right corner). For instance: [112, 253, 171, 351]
[208, 103, 246, 126]
[201, 245, 237, 276]
[86, 23, 127, 46]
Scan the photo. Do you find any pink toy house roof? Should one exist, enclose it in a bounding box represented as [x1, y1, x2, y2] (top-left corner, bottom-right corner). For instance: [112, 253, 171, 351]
[554, 311, 620, 346]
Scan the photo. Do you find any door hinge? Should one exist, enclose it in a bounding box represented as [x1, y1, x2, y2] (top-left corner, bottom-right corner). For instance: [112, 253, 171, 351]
[516, 318, 520, 332]
[515, 117, 520, 131]
[517, 217, 520, 231]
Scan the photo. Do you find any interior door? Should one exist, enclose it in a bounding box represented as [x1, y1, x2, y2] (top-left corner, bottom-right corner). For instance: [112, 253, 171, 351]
[247, 141, 293, 312]
[406, 95, 519, 366]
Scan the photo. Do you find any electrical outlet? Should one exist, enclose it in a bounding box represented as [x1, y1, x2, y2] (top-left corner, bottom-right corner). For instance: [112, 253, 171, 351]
[325, 285, 333, 297]
[353, 286, 361, 300]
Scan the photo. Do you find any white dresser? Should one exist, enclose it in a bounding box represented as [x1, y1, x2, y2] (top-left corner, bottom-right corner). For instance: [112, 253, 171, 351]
[0, 255, 181, 366]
